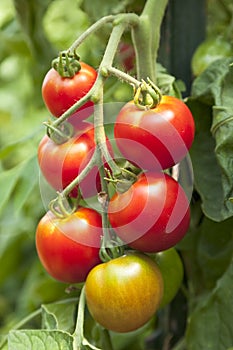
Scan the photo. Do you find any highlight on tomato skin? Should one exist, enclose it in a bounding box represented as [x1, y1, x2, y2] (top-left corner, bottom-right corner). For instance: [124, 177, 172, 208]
[85, 252, 164, 333]
[114, 95, 195, 171]
[35, 207, 103, 284]
[108, 171, 191, 253]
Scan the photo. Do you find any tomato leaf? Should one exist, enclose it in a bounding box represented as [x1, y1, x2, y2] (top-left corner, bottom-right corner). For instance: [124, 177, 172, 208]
[41, 300, 77, 333]
[188, 57, 233, 221]
[8, 330, 74, 350]
[186, 255, 233, 350]
[196, 217, 233, 289]
[0, 156, 39, 215]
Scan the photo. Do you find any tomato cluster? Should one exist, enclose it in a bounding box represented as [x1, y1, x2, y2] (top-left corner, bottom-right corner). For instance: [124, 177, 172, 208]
[36, 57, 194, 334]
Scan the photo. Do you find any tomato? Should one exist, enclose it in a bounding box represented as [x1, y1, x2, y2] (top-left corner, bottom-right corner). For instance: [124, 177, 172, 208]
[42, 61, 97, 118]
[38, 121, 105, 198]
[36, 207, 102, 283]
[149, 248, 184, 308]
[108, 172, 190, 253]
[85, 252, 163, 333]
[114, 96, 195, 171]
[118, 42, 135, 71]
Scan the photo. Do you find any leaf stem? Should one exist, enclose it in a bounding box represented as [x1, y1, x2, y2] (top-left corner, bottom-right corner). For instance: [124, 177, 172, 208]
[73, 286, 102, 350]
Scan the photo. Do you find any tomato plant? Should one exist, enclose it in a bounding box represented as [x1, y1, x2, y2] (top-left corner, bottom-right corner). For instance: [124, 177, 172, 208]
[5, 1, 233, 349]
[42, 61, 97, 118]
[85, 252, 163, 333]
[108, 172, 190, 253]
[114, 95, 195, 170]
[149, 248, 184, 308]
[36, 207, 102, 283]
[38, 121, 103, 198]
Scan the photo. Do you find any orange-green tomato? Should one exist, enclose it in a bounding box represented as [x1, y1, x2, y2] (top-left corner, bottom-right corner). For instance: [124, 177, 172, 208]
[85, 252, 164, 333]
[149, 248, 184, 308]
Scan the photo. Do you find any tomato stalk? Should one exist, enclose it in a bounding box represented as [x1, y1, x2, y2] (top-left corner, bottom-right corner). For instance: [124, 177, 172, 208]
[131, 0, 169, 81]
[73, 286, 103, 350]
[68, 14, 139, 54]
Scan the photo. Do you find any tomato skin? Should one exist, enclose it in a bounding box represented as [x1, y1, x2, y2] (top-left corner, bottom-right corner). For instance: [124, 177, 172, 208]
[42, 61, 97, 118]
[149, 248, 184, 308]
[114, 96, 195, 170]
[108, 172, 190, 253]
[85, 252, 163, 333]
[36, 207, 102, 283]
[38, 121, 103, 198]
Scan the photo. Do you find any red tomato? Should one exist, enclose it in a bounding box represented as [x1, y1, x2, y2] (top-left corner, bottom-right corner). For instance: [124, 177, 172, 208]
[118, 42, 135, 71]
[108, 172, 190, 252]
[38, 121, 108, 198]
[85, 252, 163, 333]
[114, 96, 195, 170]
[42, 61, 97, 118]
[36, 207, 102, 283]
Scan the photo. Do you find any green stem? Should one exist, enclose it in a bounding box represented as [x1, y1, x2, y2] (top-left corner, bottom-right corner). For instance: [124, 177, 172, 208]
[0, 309, 41, 349]
[73, 286, 85, 348]
[68, 15, 115, 53]
[73, 287, 102, 350]
[131, 0, 168, 81]
[105, 66, 140, 87]
[52, 14, 139, 129]
[62, 149, 98, 197]
[68, 13, 138, 54]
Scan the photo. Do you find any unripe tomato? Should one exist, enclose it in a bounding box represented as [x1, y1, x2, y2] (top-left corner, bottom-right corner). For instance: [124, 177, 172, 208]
[108, 172, 190, 253]
[42, 61, 97, 118]
[114, 96, 195, 171]
[36, 207, 102, 283]
[149, 248, 184, 308]
[85, 252, 163, 333]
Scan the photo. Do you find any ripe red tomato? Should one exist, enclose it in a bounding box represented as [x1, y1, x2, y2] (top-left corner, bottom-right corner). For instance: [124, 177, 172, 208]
[114, 96, 195, 170]
[149, 248, 184, 308]
[85, 252, 163, 333]
[42, 61, 97, 118]
[108, 172, 190, 253]
[118, 42, 135, 71]
[38, 121, 105, 198]
[36, 207, 102, 283]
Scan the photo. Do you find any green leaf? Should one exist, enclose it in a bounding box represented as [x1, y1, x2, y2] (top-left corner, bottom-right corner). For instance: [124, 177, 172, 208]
[197, 217, 233, 289]
[8, 329, 74, 350]
[41, 299, 77, 333]
[187, 99, 224, 220]
[188, 57, 233, 221]
[186, 256, 233, 350]
[0, 155, 38, 215]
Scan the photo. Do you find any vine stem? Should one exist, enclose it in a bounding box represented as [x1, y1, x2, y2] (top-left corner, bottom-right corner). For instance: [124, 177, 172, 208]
[104, 66, 140, 87]
[68, 13, 139, 53]
[73, 287, 113, 350]
[131, 0, 169, 81]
